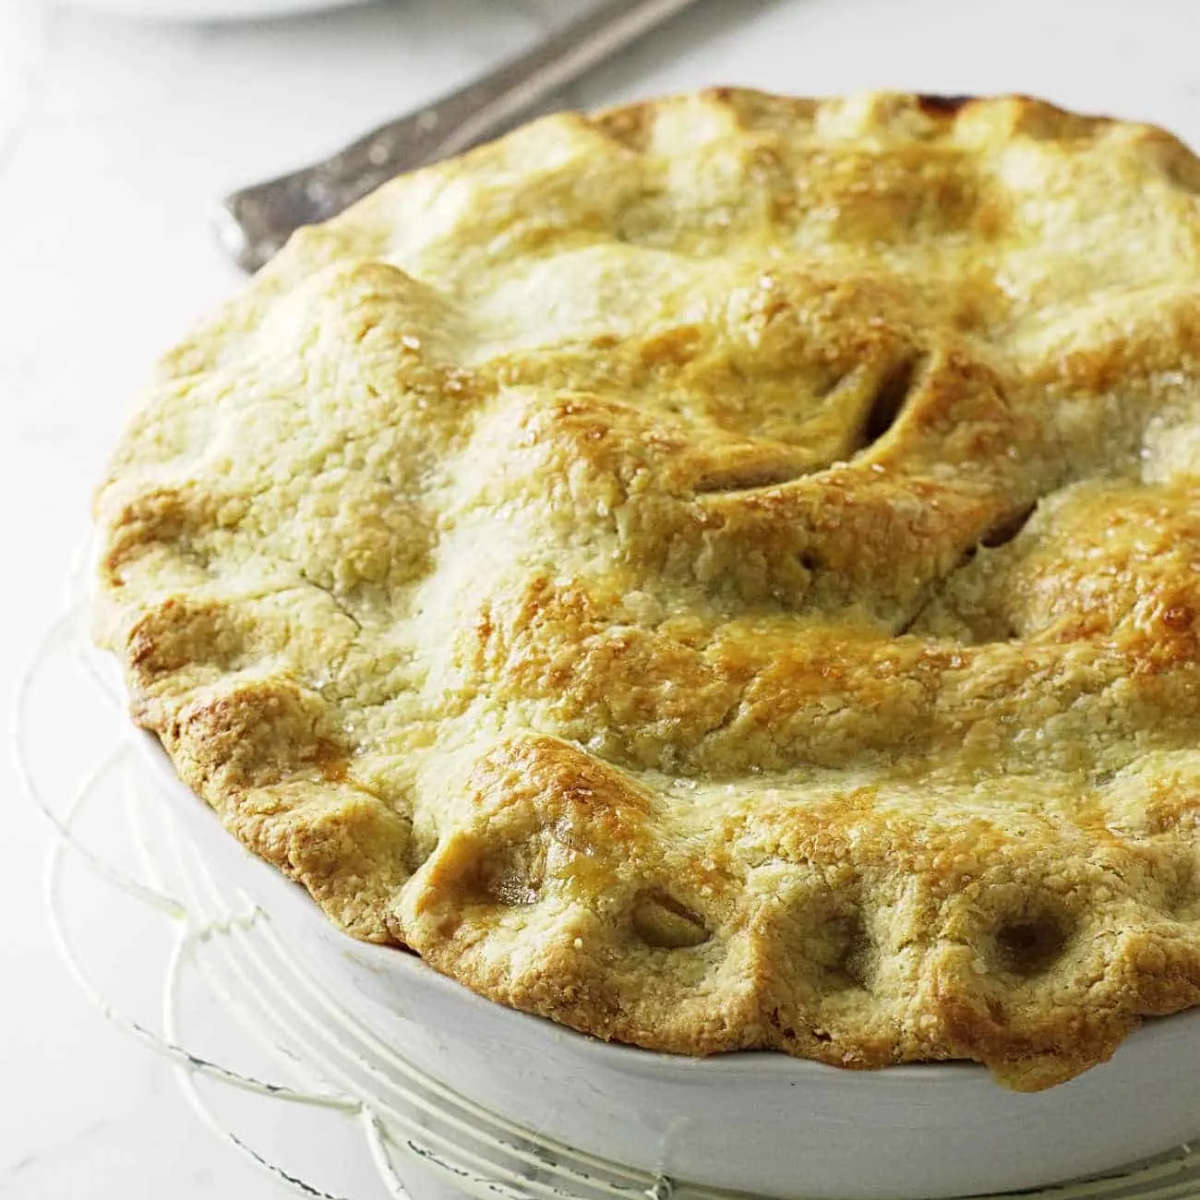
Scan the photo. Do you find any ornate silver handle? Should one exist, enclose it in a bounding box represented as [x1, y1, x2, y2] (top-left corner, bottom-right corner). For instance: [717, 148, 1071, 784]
[216, 0, 699, 272]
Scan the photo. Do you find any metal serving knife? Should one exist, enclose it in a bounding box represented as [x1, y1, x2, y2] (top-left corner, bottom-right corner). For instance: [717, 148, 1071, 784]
[216, 0, 700, 272]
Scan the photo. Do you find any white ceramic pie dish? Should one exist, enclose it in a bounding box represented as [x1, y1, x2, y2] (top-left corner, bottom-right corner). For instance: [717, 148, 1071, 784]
[135, 729, 1200, 1200]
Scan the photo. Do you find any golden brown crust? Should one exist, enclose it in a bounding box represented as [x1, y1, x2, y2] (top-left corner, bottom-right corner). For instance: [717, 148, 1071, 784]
[94, 90, 1200, 1088]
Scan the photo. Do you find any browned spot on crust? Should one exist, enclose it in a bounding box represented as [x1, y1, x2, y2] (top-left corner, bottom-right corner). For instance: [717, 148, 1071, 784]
[1163, 604, 1193, 631]
[917, 93, 975, 117]
[313, 741, 349, 784]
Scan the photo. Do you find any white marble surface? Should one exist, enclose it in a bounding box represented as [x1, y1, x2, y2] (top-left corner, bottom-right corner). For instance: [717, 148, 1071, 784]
[2, 0, 1199, 1196]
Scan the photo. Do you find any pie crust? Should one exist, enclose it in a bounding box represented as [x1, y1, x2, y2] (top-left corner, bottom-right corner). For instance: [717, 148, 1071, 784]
[94, 90, 1200, 1089]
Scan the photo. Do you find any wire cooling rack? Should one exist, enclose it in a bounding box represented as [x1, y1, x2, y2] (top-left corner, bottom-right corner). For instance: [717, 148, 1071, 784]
[13, 558, 1200, 1200]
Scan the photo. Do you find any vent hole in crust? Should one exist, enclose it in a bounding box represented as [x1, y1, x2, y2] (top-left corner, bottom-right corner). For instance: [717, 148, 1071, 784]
[468, 839, 546, 907]
[980, 502, 1037, 549]
[631, 888, 710, 948]
[858, 356, 919, 452]
[825, 910, 874, 990]
[993, 914, 1070, 977]
[1164, 861, 1200, 921]
[693, 461, 803, 495]
[801, 904, 875, 991]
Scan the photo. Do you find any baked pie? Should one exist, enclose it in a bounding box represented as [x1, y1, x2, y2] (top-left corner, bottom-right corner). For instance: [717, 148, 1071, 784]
[94, 89, 1200, 1090]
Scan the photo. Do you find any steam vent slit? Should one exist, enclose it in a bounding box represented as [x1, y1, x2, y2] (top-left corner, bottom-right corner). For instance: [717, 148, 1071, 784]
[858, 356, 919, 451]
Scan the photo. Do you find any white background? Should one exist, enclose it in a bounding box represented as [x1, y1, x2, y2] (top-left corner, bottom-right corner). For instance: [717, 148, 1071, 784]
[2, 0, 1199, 1195]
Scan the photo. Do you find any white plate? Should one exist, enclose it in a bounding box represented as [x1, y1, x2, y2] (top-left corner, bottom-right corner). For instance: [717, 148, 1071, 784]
[137, 730, 1200, 1200]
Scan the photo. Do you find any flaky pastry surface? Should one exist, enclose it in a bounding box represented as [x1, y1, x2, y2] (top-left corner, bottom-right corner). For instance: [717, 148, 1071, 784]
[95, 91, 1200, 1089]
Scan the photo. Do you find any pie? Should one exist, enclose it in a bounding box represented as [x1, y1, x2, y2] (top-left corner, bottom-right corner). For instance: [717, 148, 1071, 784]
[94, 89, 1200, 1090]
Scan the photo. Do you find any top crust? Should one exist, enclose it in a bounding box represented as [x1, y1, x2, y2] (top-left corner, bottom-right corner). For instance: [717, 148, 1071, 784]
[94, 90, 1200, 1089]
